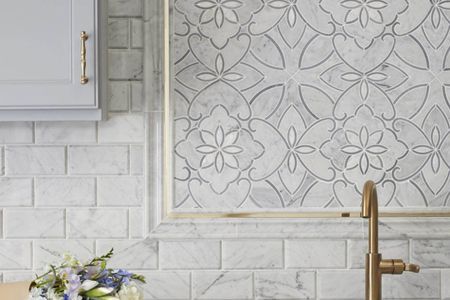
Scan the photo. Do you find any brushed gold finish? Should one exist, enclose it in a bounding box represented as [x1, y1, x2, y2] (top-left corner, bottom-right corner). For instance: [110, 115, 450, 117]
[80, 31, 88, 84]
[164, 210, 450, 219]
[362, 180, 420, 300]
[161, 0, 450, 219]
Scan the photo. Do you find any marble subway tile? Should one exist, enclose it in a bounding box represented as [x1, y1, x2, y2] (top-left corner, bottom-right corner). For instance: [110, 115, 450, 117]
[35, 122, 96, 144]
[108, 18, 129, 48]
[130, 82, 144, 112]
[5, 146, 65, 175]
[98, 114, 144, 144]
[139, 271, 190, 300]
[36, 177, 96, 207]
[412, 239, 450, 267]
[34, 240, 94, 269]
[68, 146, 129, 175]
[129, 207, 144, 238]
[443, 270, 450, 299]
[5, 209, 65, 238]
[109, 81, 130, 112]
[109, 50, 143, 80]
[349, 239, 409, 268]
[286, 240, 346, 268]
[0, 178, 33, 207]
[160, 240, 221, 270]
[318, 270, 365, 299]
[96, 239, 157, 269]
[383, 270, 440, 299]
[255, 270, 316, 300]
[193, 271, 253, 300]
[131, 19, 143, 48]
[108, 0, 143, 17]
[98, 177, 143, 206]
[67, 209, 128, 238]
[130, 145, 144, 175]
[0, 241, 31, 269]
[0, 122, 33, 144]
[222, 240, 283, 269]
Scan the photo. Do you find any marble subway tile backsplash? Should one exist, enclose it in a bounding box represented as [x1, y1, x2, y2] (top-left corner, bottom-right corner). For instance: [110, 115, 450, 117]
[285, 240, 346, 268]
[98, 114, 144, 144]
[0, 122, 33, 144]
[192, 271, 253, 300]
[318, 270, 365, 299]
[67, 209, 128, 239]
[412, 240, 450, 268]
[443, 270, 450, 299]
[5, 146, 65, 175]
[68, 146, 129, 175]
[96, 239, 158, 270]
[97, 176, 143, 206]
[35, 177, 96, 207]
[254, 270, 316, 300]
[0, 178, 33, 207]
[4, 208, 65, 238]
[383, 271, 441, 299]
[139, 271, 191, 300]
[0, 241, 32, 270]
[35, 122, 97, 144]
[222, 240, 283, 269]
[160, 240, 221, 270]
[33, 240, 95, 269]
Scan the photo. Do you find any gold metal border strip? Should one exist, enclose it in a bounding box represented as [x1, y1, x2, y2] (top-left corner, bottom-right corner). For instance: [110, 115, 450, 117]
[162, 0, 450, 219]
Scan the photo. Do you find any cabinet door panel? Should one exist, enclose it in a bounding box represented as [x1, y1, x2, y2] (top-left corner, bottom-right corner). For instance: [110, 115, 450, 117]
[0, 0, 97, 109]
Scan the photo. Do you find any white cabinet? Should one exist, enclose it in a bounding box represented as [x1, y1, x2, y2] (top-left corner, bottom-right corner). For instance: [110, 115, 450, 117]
[0, 0, 107, 121]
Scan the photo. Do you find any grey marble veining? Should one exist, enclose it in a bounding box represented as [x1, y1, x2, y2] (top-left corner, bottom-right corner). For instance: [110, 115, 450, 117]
[193, 271, 253, 299]
[169, 0, 450, 213]
[412, 239, 450, 267]
[255, 270, 315, 299]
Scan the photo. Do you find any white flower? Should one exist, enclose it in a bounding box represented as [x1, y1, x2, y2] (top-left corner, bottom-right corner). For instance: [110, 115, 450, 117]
[28, 287, 46, 300]
[117, 283, 144, 300]
[46, 288, 63, 300]
[79, 279, 98, 292]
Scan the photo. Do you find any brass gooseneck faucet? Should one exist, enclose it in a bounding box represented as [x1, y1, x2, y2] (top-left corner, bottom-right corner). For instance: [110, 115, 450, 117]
[361, 181, 420, 300]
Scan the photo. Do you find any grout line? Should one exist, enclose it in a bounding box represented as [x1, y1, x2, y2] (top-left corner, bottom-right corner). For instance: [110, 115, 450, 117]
[32, 122, 36, 144]
[189, 271, 193, 300]
[252, 270, 255, 300]
[219, 240, 223, 270]
[315, 270, 318, 300]
[32, 177, 36, 207]
[64, 209, 68, 240]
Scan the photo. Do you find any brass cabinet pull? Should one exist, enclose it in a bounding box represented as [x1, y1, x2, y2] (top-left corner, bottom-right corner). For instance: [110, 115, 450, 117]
[80, 31, 88, 84]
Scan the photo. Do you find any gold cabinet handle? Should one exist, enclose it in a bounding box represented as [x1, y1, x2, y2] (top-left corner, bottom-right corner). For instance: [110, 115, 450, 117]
[80, 31, 88, 84]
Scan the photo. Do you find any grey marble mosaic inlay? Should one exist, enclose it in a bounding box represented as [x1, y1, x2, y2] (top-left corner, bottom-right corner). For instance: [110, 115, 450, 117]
[171, 0, 450, 212]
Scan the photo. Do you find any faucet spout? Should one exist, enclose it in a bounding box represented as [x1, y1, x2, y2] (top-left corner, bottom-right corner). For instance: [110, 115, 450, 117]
[362, 180, 379, 254]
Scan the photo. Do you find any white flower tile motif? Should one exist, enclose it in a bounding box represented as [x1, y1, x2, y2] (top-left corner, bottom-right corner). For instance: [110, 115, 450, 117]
[171, 0, 450, 212]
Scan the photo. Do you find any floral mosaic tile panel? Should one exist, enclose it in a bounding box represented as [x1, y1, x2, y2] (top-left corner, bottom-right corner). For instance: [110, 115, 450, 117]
[171, 0, 450, 212]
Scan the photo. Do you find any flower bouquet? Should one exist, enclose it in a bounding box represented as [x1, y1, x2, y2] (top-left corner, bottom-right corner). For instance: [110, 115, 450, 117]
[29, 249, 145, 300]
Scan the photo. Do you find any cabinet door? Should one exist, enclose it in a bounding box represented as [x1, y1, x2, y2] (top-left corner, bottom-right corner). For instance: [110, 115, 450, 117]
[0, 0, 106, 120]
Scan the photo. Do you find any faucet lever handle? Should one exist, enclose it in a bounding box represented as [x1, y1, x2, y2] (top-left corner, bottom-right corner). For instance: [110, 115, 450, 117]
[380, 259, 420, 274]
[404, 263, 420, 273]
